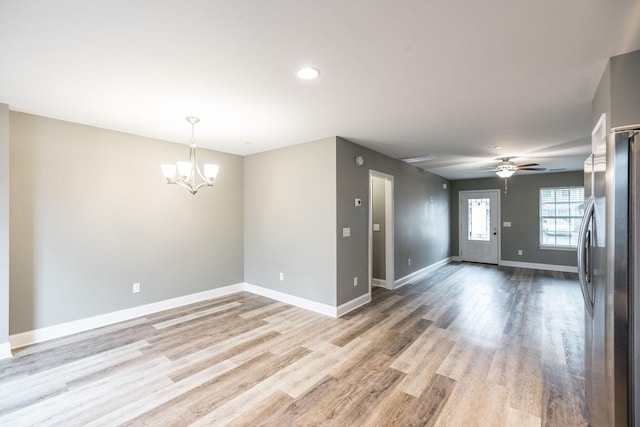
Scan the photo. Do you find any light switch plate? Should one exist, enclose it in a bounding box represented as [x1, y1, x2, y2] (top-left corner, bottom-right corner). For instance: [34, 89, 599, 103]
[343, 227, 351, 237]
[373, 224, 380, 231]
[503, 221, 512, 227]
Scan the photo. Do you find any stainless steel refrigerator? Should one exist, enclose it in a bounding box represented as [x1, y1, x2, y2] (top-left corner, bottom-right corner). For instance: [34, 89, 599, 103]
[578, 123, 639, 426]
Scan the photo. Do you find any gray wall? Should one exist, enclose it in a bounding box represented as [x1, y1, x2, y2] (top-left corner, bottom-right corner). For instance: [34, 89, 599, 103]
[336, 137, 450, 304]
[0, 105, 9, 346]
[371, 176, 385, 279]
[610, 49, 640, 128]
[244, 138, 337, 305]
[593, 49, 640, 134]
[450, 171, 583, 267]
[9, 112, 244, 334]
[593, 61, 611, 132]
[336, 139, 370, 304]
[245, 136, 450, 308]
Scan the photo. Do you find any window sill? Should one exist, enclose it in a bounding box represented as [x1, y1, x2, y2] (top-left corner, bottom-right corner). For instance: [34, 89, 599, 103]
[539, 246, 577, 252]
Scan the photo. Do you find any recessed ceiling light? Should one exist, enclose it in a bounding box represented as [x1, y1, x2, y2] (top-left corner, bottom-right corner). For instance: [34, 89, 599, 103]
[297, 67, 320, 80]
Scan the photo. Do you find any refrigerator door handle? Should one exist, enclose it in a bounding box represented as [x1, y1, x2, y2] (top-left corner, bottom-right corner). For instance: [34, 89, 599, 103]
[577, 195, 595, 318]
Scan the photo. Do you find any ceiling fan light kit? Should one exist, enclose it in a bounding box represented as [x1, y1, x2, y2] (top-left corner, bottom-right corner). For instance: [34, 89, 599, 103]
[484, 157, 547, 194]
[490, 157, 546, 178]
[496, 168, 515, 178]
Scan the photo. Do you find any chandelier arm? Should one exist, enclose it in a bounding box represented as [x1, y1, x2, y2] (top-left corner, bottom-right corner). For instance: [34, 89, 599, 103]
[192, 145, 208, 183]
[161, 117, 217, 195]
[173, 180, 196, 194]
[189, 145, 197, 184]
[195, 164, 209, 182]
[193, 181, 211, 193]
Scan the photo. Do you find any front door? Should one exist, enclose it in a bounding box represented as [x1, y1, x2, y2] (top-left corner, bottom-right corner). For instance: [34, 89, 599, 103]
[459, 190, 499, 264]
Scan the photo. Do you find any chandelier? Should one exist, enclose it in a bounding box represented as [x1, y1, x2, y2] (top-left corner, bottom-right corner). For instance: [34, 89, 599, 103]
[161, 117, 219, 195]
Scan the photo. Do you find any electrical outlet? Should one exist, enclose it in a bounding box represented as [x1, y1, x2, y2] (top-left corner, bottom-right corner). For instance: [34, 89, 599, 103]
[353, 277, 358, 287]
[132, 282, 140, 293]
[279, 272, 284, 281]
[408, 258, 411, 266]
[518, 250, 523, 256]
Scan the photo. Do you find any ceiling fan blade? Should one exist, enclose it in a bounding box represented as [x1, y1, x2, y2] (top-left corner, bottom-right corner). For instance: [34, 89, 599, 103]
[517, 167, 546, 171]
[515, 163, 539, 168]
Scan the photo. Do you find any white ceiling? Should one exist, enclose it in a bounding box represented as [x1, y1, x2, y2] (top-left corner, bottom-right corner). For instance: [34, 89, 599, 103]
[2, 0, 640, 179]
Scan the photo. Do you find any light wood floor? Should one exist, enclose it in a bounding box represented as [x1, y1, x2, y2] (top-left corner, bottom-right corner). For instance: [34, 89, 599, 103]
[0, 263, 588, 426]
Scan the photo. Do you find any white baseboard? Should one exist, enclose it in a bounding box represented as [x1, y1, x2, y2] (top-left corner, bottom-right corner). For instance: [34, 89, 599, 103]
[394, 257, 451, 289]
[9, 283, 244, 349]
[0, 342, 12, 360]
[244, 283, 370, 318]
[499, 260, 578, 273]
[243, 283, 338, 318]
[8, 281, 380, 351]
[336, 293, 371, 317]
[371, 278, 389, 289]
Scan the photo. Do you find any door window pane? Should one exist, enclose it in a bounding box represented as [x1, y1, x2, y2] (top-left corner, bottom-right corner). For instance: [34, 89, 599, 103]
[468, 198, 490, 241]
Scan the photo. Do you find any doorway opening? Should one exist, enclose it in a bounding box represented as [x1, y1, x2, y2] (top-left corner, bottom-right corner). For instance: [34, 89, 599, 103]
[369, 171, 394, 289]
[459, 189, 500, 264]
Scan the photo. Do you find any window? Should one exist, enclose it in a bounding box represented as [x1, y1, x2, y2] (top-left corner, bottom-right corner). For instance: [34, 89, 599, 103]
[540, 186, 584, 248]
[468, 198, 490, 241]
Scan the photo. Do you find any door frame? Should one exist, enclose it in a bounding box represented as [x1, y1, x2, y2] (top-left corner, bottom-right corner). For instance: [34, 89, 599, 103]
[369, 170, 394, 290]
[458, 189, 501, 264]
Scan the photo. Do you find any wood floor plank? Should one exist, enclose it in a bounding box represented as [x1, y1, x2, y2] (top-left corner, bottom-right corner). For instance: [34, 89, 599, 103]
[330, 312, 389, 347]
[223, 391, 294, 427]
[359, 388, 416, 426]
[436, 339, 495, 383]
[487, 335, 543, 417]
[317, 366, 406, 426]
[405, 373, 457, 427]
[238, 301, 290, 320]
[84, 359, 239, 426]
[170, 330, 281, 382]
[541, 361, 588, 426]
[152, 301, 243, 329]
[0, 340, 148, 415]
[435, 379, 510, 426]
[389, 304, 431, 332]
[507, 406, 543, 427]
[396, 336, 456, 397]
[190, 350, 328, 425]
[124, 347, 310, 426]
[0, 356, 175, 426]
[390, 324, 452, 374]
[282, 338, 371, 398]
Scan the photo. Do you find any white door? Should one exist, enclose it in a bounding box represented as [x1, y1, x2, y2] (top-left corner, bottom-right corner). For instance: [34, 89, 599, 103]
[459, 190, 499, 264]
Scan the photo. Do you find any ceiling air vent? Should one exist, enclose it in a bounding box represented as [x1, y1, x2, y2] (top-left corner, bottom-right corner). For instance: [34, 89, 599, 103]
[402, 154, 437, 163]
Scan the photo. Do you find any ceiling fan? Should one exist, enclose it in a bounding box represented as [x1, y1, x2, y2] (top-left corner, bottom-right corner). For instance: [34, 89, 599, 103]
[484, 158, 546, 178]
